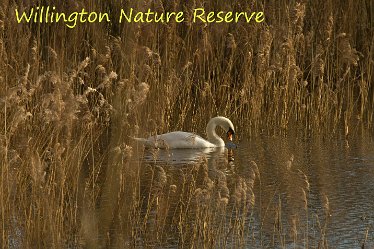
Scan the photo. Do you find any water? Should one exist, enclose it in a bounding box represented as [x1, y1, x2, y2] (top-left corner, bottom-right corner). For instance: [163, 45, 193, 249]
[134, 134, 374, 248]
[239, 135, 374, 248]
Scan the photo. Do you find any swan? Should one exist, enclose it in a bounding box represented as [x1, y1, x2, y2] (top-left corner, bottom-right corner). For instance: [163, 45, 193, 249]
[133, 116, 235, 149]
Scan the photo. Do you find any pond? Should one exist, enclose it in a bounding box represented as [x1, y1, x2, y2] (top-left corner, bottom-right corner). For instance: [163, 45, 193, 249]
[7, 132, 373, 248]
[131, 133, 374, 248]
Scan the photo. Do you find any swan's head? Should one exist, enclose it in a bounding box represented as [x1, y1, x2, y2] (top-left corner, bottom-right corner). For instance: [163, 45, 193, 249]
[207, 116, 235, 141]
[227, 127, 235, 141]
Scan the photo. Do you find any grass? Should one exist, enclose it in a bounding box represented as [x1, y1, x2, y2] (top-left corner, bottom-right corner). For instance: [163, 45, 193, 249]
[0, 0, 373, 248]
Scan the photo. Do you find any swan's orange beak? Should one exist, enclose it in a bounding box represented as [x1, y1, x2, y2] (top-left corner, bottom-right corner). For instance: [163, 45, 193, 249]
[227, 128, 235, 141]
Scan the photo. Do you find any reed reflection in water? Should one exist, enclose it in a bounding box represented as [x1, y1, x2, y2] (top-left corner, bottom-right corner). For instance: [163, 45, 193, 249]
[9, 134, 373, 248]
[117, 134, 374, 248]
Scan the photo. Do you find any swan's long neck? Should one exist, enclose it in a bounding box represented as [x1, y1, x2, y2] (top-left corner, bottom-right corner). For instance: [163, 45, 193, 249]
[206, 118, 225, 147]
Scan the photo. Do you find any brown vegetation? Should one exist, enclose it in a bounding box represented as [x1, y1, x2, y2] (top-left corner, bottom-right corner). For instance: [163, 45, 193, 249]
[0, 0, 373, 248]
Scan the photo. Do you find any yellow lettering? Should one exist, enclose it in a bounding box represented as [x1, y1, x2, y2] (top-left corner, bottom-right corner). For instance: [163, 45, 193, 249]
[207, 11, 215, 22]
[235, 12, 245, 22]
[193, 8, 206, 22]
[225, 12, 233, 22]
[99, 13, 110, 23]
[119, 8, 132, 23]
[67, 12, 78, 28]
[134, 12, 144, 22]
[216, 11, 224, 23]
[175, 12, 184, 22]
[88, 12, 97, 22]
[255, 12, 265, 23]
[15, 8, 33, 23]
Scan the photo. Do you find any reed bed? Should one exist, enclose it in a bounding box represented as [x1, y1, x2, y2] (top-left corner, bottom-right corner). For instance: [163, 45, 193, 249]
[0, 0, 373, 248]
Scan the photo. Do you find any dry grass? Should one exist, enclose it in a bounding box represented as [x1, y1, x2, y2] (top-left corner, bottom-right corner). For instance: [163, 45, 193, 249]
[0, 0, 373, 248]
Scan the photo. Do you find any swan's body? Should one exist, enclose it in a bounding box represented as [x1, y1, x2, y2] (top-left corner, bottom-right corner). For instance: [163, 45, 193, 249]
[134, 116, 235, 149]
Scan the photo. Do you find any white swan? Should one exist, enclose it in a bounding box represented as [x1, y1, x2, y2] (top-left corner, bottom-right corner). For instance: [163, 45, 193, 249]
[133, 116, 235, 149]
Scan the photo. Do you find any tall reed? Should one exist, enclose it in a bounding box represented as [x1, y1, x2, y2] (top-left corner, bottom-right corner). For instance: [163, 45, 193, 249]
[0, 0, 373, 248]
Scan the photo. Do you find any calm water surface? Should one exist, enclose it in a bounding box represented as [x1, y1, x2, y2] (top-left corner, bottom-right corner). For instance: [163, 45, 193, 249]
[137, 134, 374, 248]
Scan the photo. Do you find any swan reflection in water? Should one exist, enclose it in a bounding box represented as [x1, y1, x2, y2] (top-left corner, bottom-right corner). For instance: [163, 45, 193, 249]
[141, 145, 236, 166]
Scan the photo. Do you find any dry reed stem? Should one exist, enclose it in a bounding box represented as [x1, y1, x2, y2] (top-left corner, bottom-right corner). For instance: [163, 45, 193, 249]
[0, 0, 373, 247]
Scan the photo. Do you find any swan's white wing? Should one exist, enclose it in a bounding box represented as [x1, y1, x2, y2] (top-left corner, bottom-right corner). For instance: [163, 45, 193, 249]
[161, 132, 216, 148]
[136, 131, 216, 149]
